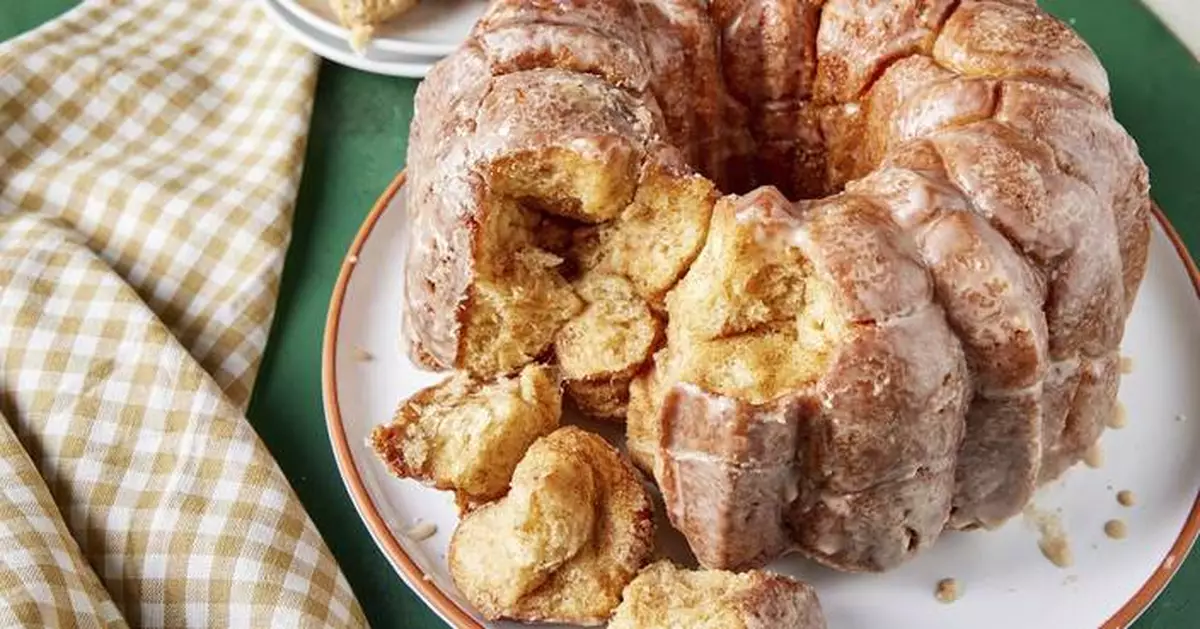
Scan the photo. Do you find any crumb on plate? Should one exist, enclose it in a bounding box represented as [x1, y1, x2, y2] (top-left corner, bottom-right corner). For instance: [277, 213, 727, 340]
[935, 578, 960, 604]
[407, 521, 438, 541]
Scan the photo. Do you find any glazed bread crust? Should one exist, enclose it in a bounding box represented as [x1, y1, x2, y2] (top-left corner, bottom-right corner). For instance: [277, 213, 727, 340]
[405, 0, 1150, 572]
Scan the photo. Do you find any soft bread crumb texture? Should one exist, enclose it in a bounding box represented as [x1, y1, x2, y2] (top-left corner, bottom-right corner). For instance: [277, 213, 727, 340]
[461, 144, 715, 416]
[462, 201, 583, 376]
[449, 427, 653, 625]
[369, 364, 560, 506]
[609, 561, 826, 629]
[449, 435, 598, 614]
[664, 198, 840, 405]
[625, 192, 844, 476]
[572, 162, 719, 306]
[489, 146, 639, 224]
[555, 273, 663, 418]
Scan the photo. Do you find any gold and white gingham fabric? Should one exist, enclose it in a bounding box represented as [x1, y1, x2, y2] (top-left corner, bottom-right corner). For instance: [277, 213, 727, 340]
[0, 1, 366, 627]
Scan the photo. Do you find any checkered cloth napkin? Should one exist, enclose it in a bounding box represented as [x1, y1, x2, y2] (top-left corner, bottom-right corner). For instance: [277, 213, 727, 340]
[0, 1, 366, 627]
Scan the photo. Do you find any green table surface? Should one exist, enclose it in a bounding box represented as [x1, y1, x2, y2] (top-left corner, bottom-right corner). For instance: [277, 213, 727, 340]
[3, 2, 1198, 627]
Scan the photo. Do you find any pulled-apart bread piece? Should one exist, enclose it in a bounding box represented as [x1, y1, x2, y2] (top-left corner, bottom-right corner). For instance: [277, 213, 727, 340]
[554, 273, 663, 418]
[551, 145, 716, 418]
[328, 0, 419, 52]
[609, 561, 826, 629]
[369, 364, 560, 508]
[449, 426, 654, 625]
[570, 144, 719, 309]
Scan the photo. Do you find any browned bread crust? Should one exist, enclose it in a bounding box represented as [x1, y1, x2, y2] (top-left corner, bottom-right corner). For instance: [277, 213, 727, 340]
[405, 0, 1150, 573]
[609, 560, 826, 629]
[448, 426, 654, 625]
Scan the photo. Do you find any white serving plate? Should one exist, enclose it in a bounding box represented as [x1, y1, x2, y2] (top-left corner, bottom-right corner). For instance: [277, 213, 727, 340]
[323, 172, 1200, 629]
[260, 0, 445, 78]
[280, 0, 484, 58]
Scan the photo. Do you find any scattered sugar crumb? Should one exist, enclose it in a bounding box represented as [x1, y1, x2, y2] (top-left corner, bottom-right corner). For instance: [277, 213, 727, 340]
[1117, 490, 1136, 507]
[1119, 355, 1134, 374]
[347, 254, 359, 264]
[1104, 519, 1127, 540]
[1107, 402, 1127, 429]
[407, 521, 438, 541]
[363, 435, 374, 449]
[423, 574, 435, 582]
[352, 345, 374, 362]
[1164, 555, 1177, 570]
[1026, 505, 1073, 568]
[1068, 17, 1077, 25]
[1083, 443, 1104, 468]
[935, 578, 960, 604]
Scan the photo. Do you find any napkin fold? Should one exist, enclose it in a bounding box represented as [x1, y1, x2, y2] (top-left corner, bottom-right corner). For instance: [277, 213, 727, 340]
[0, 1, 365, 626]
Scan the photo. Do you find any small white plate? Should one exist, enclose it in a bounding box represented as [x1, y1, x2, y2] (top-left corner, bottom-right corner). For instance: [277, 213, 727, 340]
[260, 0, 439, 78]
[280, 0, 485, 58]
[323, 172, 1200, 629]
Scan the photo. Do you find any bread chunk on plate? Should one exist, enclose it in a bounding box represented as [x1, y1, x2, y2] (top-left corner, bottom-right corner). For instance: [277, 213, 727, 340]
[448, 426, 654, 625]
[610, 560, 826, 629]
[369, 363, 560, 509]
[329, 0, 419, 51]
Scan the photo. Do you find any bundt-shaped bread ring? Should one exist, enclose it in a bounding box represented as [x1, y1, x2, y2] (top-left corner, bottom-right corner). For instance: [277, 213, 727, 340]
[403, 0, 1150, 572]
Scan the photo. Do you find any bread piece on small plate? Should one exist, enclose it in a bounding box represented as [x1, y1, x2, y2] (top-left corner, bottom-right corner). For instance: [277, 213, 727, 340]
[609, 560, 827, 629]
[328, 0, 419, 52]
[449, 426, 654, 625]
[369, 363, 560, 509]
